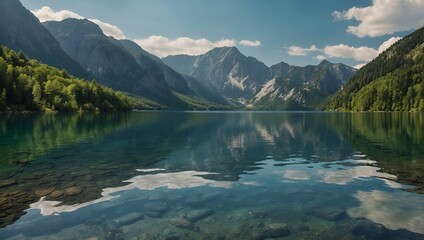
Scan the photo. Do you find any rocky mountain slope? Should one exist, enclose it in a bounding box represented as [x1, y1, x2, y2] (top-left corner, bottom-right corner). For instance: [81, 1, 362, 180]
[164, 48, 356, 110]
[164, 47, 269, 104]
[0, 0, 92, 79]
[44, 19, 229, 108]
[251, 60, 356, 110]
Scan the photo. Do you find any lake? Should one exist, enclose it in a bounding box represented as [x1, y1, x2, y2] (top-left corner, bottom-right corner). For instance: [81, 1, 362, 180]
[0, 111, 423, 240]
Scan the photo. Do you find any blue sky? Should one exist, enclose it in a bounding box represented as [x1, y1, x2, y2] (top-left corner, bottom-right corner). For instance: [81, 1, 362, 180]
[21, 0, 424, 68]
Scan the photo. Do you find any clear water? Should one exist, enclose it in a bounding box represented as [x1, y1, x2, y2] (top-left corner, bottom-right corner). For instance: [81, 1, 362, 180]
[0, 111, 423, 240]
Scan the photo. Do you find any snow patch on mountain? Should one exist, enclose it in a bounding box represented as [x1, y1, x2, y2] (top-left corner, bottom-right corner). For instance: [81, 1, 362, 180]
[255, 78, 276, 101]
[282, 88, 295, 101]
[227, 65, 248, 90]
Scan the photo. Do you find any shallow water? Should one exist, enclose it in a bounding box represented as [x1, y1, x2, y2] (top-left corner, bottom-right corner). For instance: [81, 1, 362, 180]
[0, 111, 423, 239]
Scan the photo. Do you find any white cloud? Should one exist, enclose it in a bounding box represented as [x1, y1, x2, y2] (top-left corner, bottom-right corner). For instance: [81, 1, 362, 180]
[287, 36, 402, 62]
[89, 19, 125, 40]
[354, 63, 366, 69]
[323, 44, 378, 62]
[134, 36, 261, 57]
[32, 6, 83, 21]
[134, 36, 236, 57]
[333, 0, 424, 37]
[378, 36, 402, 52]
[315, 55, 327, 61]
[31, 6, 125, 40]
[287, 45, 320, 56]
[239, 40, 262, 47]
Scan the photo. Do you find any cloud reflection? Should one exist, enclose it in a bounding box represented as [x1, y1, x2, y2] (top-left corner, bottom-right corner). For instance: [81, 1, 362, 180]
[319, 166, 397, 185]
[30, 170, 232, 216]
[277, 160, 400, 187]
[348, 190, 424, 234]
[282, 170, 311, 180]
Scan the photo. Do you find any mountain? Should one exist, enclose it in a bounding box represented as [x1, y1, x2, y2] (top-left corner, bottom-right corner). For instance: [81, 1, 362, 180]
[163, 47, 269, 103]
[114, 38, 227, 105]
[164, 48, 355, 109]
[0, 0, 92, 79]
[328, 27, 424, 112]
[251, 60, 356, 110]
[162, 54, 198, 75]
[44, 19, 229, 109]
[43, 19, 169, 99]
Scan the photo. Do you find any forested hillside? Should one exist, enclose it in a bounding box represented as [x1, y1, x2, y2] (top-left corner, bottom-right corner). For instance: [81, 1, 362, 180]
[328, 27, 424, 112]
[0, 46, 138, 112]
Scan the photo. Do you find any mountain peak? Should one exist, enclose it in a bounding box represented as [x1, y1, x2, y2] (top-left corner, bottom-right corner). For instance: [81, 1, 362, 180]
[44, 18, 103, 37]
[219, 46, 238, 51]
[209, 46, 240, 55]
[319, 59, 332, 66]
[273, 61, 290, 68]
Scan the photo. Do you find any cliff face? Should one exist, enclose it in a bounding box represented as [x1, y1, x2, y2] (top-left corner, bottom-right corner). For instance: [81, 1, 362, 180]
[0, 0, 92, 79]
[164, 48, 355, 110]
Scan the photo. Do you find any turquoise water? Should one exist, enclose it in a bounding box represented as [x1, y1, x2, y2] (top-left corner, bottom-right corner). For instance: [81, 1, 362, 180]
[0, 112, 423, 239]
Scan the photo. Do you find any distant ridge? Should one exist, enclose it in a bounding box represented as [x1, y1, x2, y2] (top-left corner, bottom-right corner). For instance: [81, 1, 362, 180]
[164, 48, 356, 110]
[44, 18, 230, 109]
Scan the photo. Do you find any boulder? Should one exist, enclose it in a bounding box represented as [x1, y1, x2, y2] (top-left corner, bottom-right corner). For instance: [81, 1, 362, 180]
[351, 219, 387, 236]
[252, 222, 290, 239]
[185, 209, 214, 222]
[169, 217, 194, 229]
[0, 178, 16, 188]
[65, 187, 82, 196]
[143, 201, 168, 212]
[308, 207, 345, 221]
[114, 212, 144, 227]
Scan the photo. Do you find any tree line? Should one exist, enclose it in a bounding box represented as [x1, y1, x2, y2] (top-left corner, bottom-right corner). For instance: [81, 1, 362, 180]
[0, 46, 134, 112]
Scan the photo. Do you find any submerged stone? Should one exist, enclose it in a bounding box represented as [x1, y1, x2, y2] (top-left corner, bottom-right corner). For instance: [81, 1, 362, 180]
[308, 207, 345, 221]
[164, 236, 180, 240]
[65, 187, 82, 196]
[266, 223, 290, 237]
[62, 181, 76, 188]
[268, 223, 287, 230]
[169, 217, 194, 229]
[351, 219, 387, 236]
[0, 178, 17, 188]
[297, 224, 310, 232]
[103, 221, 124, 240]
[252, 222, 290, 239]
[249, 210, 268, 219]
[143, 201, 168, 212]
[145, 211, 162, 218]
[138, 233, 157, 240]
[185, 209, 215, 222]
[48, 190, 64, 199]
[35, 188, 53, 197]
[114, 212, 144, 226]
[87, 237, 100, 240]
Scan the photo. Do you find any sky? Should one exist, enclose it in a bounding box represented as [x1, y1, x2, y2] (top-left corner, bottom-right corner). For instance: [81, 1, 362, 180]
[21, 0, 424, 68]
